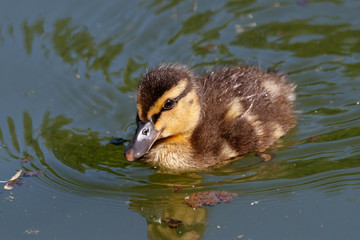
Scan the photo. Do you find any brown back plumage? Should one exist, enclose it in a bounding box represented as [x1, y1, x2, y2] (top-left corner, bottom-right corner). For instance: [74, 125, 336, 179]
[191, 66, 296, 164]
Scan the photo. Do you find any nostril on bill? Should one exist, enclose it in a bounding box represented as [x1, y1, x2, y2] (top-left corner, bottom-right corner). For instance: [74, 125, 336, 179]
[142, 128, 149, 136]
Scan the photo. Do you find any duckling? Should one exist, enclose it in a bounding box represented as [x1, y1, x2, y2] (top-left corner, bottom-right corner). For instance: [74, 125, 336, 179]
[125, 63, 296, 171]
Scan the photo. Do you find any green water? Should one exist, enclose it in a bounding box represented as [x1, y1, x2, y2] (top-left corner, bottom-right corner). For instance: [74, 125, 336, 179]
[1, 0, 360, 239]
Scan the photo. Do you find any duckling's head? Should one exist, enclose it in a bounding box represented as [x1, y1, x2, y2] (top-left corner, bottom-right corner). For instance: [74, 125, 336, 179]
[125, 63, 201, 162]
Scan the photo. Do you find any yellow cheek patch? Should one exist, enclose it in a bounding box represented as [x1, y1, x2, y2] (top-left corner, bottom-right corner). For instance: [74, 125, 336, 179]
[155, 90, 200, 138]
[146, 79, 188, 120]
[225, 98, 244, 120]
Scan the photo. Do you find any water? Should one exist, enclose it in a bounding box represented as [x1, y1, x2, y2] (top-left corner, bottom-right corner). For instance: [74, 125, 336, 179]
[1, 0, 360, 239]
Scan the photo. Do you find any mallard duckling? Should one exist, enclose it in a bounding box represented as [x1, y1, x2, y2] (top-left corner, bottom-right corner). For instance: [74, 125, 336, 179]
[125, 63, 296, 171]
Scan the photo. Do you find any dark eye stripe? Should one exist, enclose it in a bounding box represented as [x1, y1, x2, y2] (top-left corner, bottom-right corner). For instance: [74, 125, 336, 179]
[152, 112, 162, 124]
[151, 86, 191, 124]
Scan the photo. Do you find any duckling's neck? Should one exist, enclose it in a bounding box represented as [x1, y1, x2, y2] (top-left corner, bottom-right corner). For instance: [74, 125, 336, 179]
[143, 135, 196, 171]
[160, 132, 193, 144]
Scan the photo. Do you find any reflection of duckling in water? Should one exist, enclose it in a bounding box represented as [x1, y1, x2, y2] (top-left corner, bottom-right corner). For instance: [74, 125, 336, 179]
[125, 63, 296, 172]
[130, 187, 207, 240]
[129, 173, 207, 240]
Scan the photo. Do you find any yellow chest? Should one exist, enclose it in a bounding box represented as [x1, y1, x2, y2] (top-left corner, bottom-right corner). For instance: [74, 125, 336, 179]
[143, 142, 196, 171]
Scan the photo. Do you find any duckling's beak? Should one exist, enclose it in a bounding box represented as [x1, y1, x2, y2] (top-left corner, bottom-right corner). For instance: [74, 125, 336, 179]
[124, 119, 160, 161]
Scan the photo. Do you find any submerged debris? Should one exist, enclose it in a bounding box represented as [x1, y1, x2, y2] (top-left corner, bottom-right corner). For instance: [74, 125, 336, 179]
[3, 193, 17, 202]
[21, 170, 42, 177]
[1, 170, 24, 190]
[19, 157, 34, 163]
[8, 170, 22, 181]
[161, 217, 182, 228]
[185, 191, 237, 208]
[307, 136, 320, 142]
[109, 138, 125, 145]
[4, 179, 24, 190]
[172, 185, 183, 193]
[25, 229, 40, 235]
[1, 169, 42, 190]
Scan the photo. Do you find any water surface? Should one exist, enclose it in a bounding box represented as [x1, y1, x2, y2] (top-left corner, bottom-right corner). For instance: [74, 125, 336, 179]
[1, 0, 360, 239]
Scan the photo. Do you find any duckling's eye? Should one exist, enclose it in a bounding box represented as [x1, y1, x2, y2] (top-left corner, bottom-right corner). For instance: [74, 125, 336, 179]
[163, 99, 176, 110]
